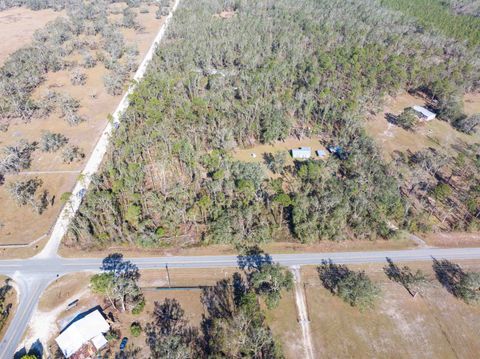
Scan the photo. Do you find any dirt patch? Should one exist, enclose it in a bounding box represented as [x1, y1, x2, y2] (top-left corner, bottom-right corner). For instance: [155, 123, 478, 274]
[302, 261, 480, 358]
[215, 10, 236, 19]
[0, 7, 63, 65]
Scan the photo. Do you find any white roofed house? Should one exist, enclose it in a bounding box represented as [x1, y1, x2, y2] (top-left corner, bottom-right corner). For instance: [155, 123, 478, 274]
[412, 105, 436, 121]
[291, 147, 311, 159]
[55, 309, 110, 358]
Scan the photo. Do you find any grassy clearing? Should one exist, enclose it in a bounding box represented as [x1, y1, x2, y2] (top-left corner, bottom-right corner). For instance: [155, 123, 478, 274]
[365, 92, 479, 161]
[0, 275, 16, 341]
[59, 234, 417, 259]
[302, 262, 480, 358]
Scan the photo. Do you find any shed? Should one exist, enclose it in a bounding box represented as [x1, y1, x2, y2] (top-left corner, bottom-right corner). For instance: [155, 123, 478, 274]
[412, 105, 436, 121]
[56, 309, 110, 358]
[291, 147, 311, 159]
[316, 149, 327, 158]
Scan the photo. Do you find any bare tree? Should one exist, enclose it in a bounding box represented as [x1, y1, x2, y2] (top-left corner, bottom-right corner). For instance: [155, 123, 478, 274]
[40, 131, 68, 152]
[8, 177, 48, 213]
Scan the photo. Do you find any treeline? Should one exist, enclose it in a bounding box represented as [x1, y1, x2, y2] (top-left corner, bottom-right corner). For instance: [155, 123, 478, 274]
[380, 0, 480, 47]
[68, 0, 480, 249]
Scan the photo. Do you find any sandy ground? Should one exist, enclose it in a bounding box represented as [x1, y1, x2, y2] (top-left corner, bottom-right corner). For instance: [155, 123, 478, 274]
[365, 92, 479, 161]
[302, 261, 480, 358]
[0, 5, 165, 250]
[0, 7, 63, 65]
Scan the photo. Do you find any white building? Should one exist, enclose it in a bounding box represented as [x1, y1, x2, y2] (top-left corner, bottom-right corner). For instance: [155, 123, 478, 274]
[412, 105, 436, 121]
[292, 147, 311, 159]
[56, 309, 110, 358]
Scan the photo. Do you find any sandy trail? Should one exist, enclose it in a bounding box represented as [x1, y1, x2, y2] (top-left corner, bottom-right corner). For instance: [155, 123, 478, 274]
[292, 266, 315, 359]
[36, 0, 182, 259]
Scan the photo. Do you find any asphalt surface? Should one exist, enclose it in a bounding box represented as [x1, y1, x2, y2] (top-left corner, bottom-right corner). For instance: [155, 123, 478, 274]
[1, 0, 479, 357]
[2, 246, 480, 357]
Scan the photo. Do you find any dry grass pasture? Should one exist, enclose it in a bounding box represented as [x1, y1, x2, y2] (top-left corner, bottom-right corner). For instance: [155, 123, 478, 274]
[0, 5, 166, 252]
[0, 7, 63, 65]
[302, 261, 480, 359]
[365, 92, 480, 161]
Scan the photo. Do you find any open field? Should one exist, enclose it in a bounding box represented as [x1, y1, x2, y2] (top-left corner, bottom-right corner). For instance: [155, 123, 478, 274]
[302, 261, 480, 358]
[0, 4, 167, 252]
[265, 290, 303, 359]
[0, 7, 62, 65]
[365, 92, 480, 161]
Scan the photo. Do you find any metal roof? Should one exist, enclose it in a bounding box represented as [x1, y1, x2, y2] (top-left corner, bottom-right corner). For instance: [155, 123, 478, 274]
[56, 310, 109, 358]
[412, 105, 436, 118]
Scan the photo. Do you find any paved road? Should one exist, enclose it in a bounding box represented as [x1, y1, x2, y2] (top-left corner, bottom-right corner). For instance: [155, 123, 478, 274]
[2, 246, 480, 357]
[1, 0, 479, 357]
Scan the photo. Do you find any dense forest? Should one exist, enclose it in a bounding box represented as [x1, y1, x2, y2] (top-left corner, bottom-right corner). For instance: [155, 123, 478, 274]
[67, 0, 480, 250]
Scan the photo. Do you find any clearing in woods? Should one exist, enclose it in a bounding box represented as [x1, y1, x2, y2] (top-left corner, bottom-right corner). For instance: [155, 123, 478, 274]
[0, 4, 167, 251]
[365, 92, 480, 161]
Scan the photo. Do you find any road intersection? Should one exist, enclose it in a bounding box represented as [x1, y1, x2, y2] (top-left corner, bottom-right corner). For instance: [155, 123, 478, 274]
[1, 0, 479, 358]
[2, 246, 480, 357]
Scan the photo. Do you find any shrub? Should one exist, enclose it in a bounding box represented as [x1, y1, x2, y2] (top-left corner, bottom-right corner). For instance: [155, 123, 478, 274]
[396, 108, 419, 130]
[432, 183, 452, 201]
[318, 260, 380, 309]
[40, 131, 68, 152]
[130, 322, 142, 337]
[132, 298, 145, 315]
[62, 145, 85, 163]
[70, 68, 87, 86]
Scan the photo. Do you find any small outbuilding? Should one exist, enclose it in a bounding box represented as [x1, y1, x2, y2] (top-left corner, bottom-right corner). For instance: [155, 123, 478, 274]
[56, 309, 110, 358]
[412, 105, 436, 121]
[316, 149, 327, 158]
[291, 147, 311, 159]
